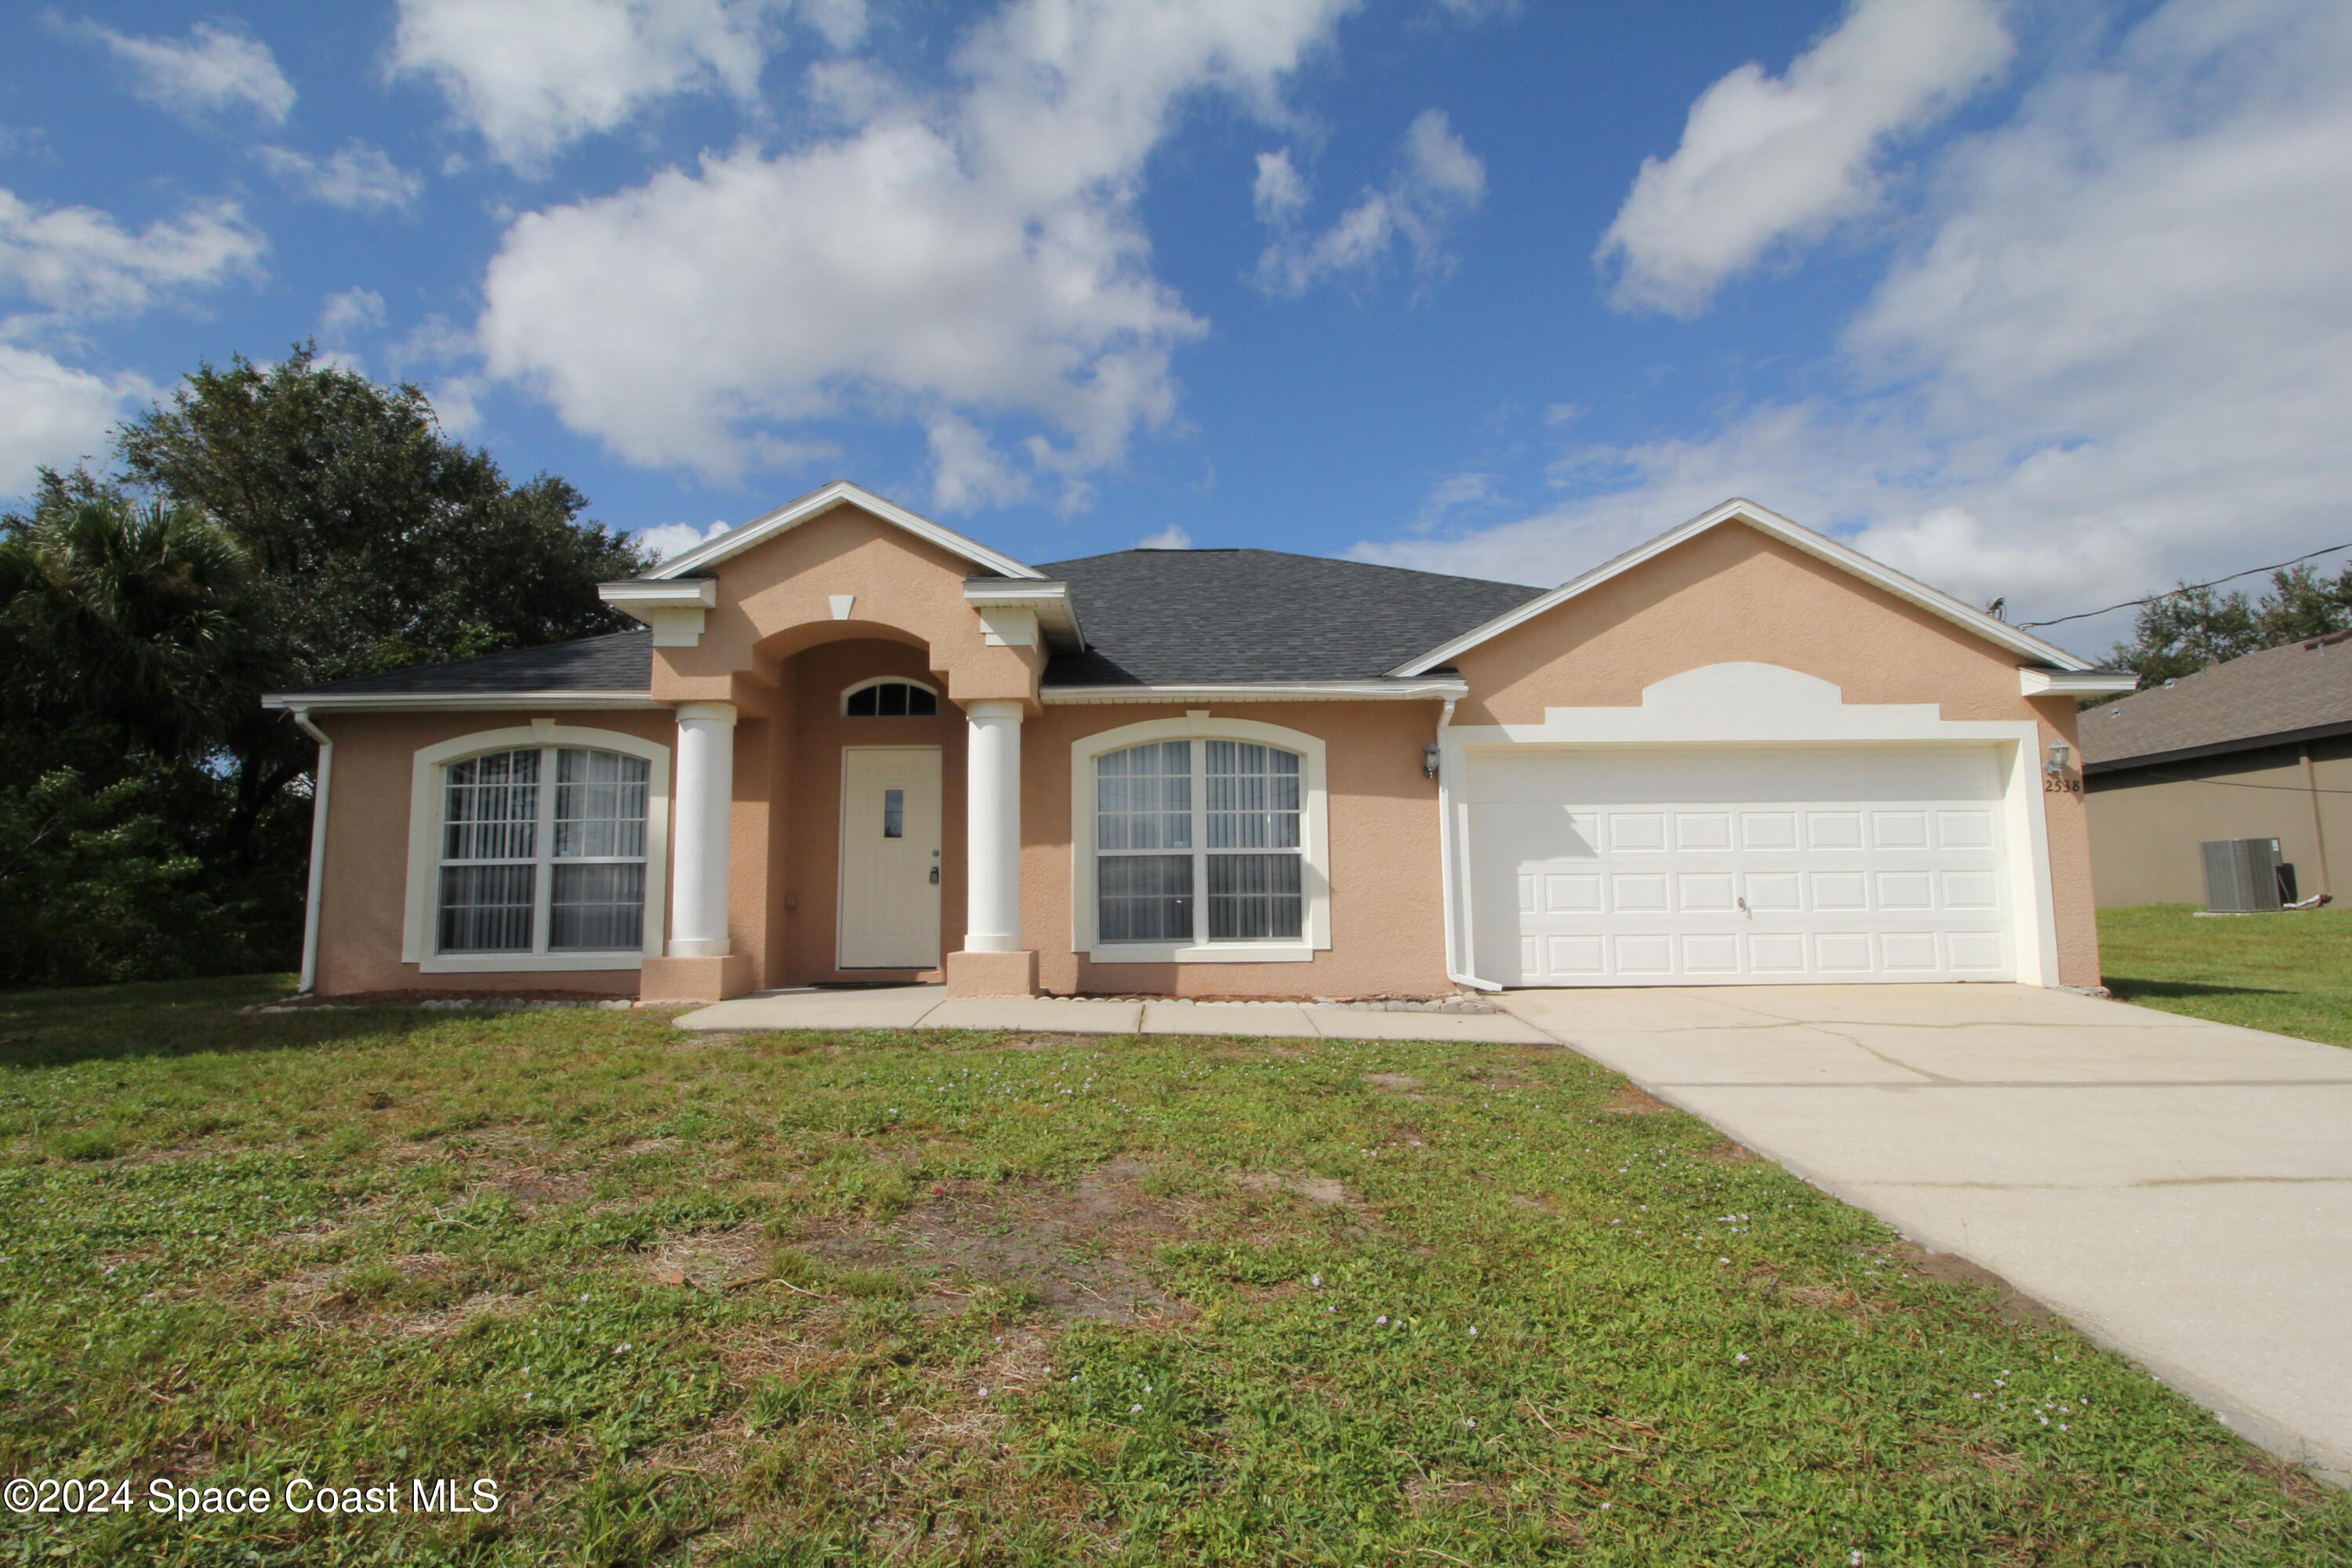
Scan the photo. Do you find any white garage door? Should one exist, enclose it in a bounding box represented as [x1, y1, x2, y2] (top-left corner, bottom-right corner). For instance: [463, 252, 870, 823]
[1466, 746, 2014, 985]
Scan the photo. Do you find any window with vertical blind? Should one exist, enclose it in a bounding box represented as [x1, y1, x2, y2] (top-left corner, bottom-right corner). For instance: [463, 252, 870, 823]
[1094, 736, 1307, 947]
[435, 746, 651, 956]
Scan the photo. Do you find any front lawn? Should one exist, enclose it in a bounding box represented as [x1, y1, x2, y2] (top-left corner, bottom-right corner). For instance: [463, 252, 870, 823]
[2, 978, 2346, 1566]
[2100, 904, 2352, 1047]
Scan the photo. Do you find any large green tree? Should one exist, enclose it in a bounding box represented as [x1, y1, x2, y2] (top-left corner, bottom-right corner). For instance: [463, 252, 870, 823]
[2096, 561, 2352, 701]
[0, 346, 652, 985]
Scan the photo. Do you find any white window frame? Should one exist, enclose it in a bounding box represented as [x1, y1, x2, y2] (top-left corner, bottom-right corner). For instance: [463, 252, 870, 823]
[1070, 715, 1330, 963]
[840, 676, 940, 717]
[401, 724, 671, 973]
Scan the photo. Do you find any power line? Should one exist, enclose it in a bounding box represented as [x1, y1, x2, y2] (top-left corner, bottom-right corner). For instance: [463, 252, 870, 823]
[2015, 541, 2352, 630]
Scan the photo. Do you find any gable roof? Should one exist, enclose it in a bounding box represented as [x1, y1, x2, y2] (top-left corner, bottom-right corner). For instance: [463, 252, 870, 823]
[1387, 498, 2099, 677]
[1029, 548, 1542, 687]
[261, 630, 655, 706]
[2080, 631, 2352, 772]
[645, 479, 1044, 583]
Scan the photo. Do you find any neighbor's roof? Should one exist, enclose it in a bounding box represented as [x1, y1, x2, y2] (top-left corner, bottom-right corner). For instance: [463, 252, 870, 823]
[2079, 630, 2352, 772]
[1029, 548, 1542, 686]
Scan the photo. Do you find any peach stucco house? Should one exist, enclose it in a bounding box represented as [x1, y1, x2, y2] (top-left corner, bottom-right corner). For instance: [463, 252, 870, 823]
[262, 483, 2134, 1003]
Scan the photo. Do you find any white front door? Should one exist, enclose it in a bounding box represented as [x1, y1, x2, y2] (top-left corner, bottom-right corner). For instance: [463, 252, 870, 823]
[838, 746, 943, 968]
[1467, 744, 2016, 985]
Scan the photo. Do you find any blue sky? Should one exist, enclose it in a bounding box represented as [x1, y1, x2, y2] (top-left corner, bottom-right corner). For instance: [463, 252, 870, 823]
[5, 0, 2349, 658]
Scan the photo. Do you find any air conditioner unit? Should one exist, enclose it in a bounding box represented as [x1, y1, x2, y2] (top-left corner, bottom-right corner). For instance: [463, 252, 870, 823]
[2201, 837, 2285, 913]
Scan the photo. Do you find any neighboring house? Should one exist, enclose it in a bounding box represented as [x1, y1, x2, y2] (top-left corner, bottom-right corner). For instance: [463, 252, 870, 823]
[261, 484, 2129, 1002]
[2082, 631, 2352, 906]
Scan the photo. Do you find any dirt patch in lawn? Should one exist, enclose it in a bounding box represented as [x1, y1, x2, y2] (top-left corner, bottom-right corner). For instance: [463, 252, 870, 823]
[1602, 1085, 1675, 1116]
[795, 1157, 1197, 1322]
[646, 1224, 771, 1290]
[1882, 1243, 2060, 1327]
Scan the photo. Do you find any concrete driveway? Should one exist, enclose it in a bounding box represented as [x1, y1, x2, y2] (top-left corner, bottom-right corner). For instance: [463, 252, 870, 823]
[1497, 983, 2352, 1484]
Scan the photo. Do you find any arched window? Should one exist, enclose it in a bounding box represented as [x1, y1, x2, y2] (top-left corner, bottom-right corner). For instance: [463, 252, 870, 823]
[435, 745, 651, 955]
[1095, 738, 1305, 945]
[842, 678, 938, 717]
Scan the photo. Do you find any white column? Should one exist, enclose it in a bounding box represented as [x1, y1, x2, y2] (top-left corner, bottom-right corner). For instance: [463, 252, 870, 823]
[669, 701, 737, 957]
[963, 699, 1025, 953]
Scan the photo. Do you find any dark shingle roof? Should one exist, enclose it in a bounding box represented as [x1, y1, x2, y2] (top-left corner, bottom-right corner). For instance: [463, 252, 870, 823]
[270, 630, 654, 699]
[1031, 548, 1542, 686]
[2079, 631, 2352, 771]
[267, 549, 1545, 700]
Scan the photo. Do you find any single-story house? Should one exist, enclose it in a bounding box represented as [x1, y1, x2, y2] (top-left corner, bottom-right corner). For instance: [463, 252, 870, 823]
[2082, 630, 2352, 905]
[261, 483, 2131, 1002]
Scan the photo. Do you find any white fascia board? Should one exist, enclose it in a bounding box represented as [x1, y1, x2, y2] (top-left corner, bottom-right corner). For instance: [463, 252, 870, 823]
[963, 579, 1086, 650]
[600, 579, 716, 644]
[599, 579, 716, 608]
[643, 480, 1044, 583]
[1388, 498, 2099, 677]
[261, 691, 662, 713]
[1041, 679, 1468, 705]
[2020, 667, 2139, 695]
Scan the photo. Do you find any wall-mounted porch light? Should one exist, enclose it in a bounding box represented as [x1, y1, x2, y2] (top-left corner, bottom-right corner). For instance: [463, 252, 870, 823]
[1422, 741, 1442, 779]
[2045, 741, 2072, 778]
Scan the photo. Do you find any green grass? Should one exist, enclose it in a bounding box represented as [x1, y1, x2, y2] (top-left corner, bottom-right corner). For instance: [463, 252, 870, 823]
[2, 975, 2347, 1566]
[2100, 904, 2352, 1047]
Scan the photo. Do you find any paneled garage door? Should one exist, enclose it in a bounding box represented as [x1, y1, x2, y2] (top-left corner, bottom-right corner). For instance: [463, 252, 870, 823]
[1466, 746, 2015, 985]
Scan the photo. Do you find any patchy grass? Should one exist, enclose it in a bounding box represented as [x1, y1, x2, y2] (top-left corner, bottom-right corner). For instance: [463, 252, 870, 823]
[2100, 904, 2352, 1047]
[2, 976, 2347, 1566]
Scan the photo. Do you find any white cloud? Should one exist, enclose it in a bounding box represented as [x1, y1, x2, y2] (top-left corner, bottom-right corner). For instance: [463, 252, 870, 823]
[635, 518, 732, 560]
[393, 0, 826, 171]
[1356, 0, 2352, 654]
[82, 20, 296, 125]
[927, 412, 1033, 512]
[257, 144, 425, 213]
[1597, 0, 2012, 318]
[478, 0, 1352, 507]
[319, 288, 387, 342]
[0, 190, 265, 318]
[1138, 524, 1193, 548]
[1254, 109, 1486, 296]
[0, 343, 151, 498]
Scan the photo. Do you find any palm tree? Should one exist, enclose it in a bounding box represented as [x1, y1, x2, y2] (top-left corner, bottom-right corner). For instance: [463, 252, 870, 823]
[0, 495, 267, 761]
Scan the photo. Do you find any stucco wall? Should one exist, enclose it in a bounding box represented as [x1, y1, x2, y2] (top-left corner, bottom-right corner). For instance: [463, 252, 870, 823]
[310, 708, 674, 995]
[2087, 736, 2351, 906]
[1447, 523, 2102, 987]
[1022, 700, 1451, 998]
[653, 501, 1044, 709]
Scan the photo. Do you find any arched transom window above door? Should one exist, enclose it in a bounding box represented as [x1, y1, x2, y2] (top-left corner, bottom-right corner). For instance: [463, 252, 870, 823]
[842, 677, 939, 717]
[1070, 717, 1330, 962]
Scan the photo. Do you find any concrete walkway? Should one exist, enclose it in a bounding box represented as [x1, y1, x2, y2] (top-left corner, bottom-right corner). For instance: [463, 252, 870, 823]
[1498, 983, 2352, 1483]
[673, 985, 1556, 1045]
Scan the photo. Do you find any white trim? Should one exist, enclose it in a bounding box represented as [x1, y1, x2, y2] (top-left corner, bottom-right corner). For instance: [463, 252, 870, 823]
[263, 691, 661, 713]
[2020, 667, 2138, 695]
[1069, 713, 1331, 964]
[644, 481, 1045, 583]
[288, 708, 333, 995]
[598, 580, 715, 608]
[597, 579, 715, 648]
[978, 606, 1039, 648]
[1442, 662, 2060, 988]
[1043, 679, 1468, 705]
[1389, 498, 2100, 677]
[962, 579, 1086, 649]
[401, 725, 672, 974]
[839, 675, 941, 715]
